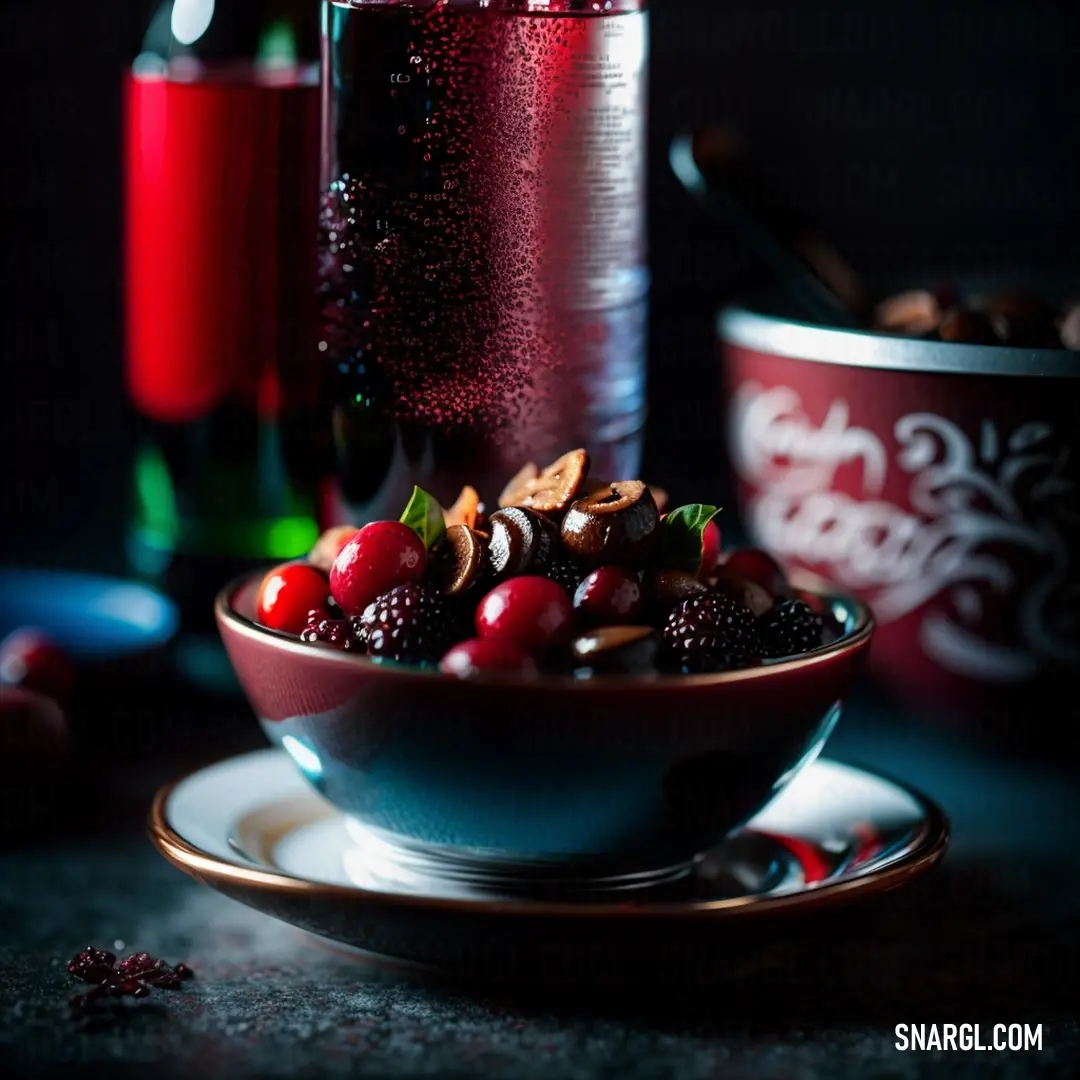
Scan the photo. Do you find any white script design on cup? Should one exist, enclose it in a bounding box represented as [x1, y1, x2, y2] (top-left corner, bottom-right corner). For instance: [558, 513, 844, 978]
[730, 381, 1078, 680]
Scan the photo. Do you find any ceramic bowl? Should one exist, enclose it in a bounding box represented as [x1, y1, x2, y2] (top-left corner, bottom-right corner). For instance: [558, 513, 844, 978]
[216, 570, 873, 892]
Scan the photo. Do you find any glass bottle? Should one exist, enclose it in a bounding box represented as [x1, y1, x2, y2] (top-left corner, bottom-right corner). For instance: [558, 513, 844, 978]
[124, 0, 322, 686]
[318, 0, 650, 521]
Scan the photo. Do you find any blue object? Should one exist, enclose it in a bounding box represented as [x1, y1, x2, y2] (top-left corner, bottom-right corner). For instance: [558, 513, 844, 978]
[0, 569, 178, 661]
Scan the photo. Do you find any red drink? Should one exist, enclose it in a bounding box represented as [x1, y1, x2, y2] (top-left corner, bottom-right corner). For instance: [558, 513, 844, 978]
[125, 64, 319, 427]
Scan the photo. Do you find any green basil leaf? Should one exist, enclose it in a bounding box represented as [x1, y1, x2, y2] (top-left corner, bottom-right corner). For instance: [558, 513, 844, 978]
[658, 504, 721, 573]
[400, 486, 446, 551]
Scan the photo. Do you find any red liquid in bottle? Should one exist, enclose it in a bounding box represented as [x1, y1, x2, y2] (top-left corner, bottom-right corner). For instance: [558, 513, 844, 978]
[123, 62, 322, 663]
[124, 64, 319, 424]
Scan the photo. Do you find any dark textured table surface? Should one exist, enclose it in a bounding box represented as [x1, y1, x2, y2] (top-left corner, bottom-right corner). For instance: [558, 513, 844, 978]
[2, 681, 1079, 1080]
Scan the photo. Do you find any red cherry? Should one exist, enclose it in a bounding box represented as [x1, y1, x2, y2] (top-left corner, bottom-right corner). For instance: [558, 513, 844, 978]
[0, 629, 75, 703]
[721, 548, 791, 600]
[329, 521, 427, 616]
[698, 519, 723, 579]
[475, 577, 574, 653]
[573, 567, 644, 627]
[256, 563, 331, 634]
[439, 638, 538, 679]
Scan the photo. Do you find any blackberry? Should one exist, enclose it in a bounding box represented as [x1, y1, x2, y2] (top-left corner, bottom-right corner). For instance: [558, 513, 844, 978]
[660, 592, 758, 674]
[547, 556, 586, 597]
[301, 611, 365, 652]
[756, 599, 825, 659]
[360, 583, 459, 666]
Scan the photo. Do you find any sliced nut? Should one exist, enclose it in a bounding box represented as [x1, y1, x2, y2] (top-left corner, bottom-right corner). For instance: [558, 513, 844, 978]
[572, 626, 658, 675]
[873, 289, 941, 338]
[498, 463, 539, 509]
[487, 507, 559, 579]
[560, 481, 659, 567]
[498, 449, 590, 514]
[433, 525, 486, 597]
[445, 486, 482, 529]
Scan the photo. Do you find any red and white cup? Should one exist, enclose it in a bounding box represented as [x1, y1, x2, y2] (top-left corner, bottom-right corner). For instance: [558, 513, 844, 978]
[718, 300, 1080, 713]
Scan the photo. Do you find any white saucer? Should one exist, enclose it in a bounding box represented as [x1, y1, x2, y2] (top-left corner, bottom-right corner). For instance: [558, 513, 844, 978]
[151, 749, 948, 983]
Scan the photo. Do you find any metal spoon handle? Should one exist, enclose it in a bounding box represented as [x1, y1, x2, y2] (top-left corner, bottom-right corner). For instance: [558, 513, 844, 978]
[670, 128, 868, 327]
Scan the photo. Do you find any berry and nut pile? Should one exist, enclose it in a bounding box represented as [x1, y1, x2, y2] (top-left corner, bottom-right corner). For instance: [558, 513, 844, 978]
[873, 285, 1080, 349]
[252, 450, 835, 678]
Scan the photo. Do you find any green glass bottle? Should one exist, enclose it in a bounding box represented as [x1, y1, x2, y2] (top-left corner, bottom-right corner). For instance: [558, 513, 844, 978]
[125, 0, 323, 689]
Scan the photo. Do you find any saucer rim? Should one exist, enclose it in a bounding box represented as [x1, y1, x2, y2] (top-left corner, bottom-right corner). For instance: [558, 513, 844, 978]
[149, 753, 949, 920]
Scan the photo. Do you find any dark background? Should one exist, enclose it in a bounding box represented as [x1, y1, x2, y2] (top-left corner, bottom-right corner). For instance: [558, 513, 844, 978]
[3, 0, 1079, 563]
[2, 6, 1080, 1074]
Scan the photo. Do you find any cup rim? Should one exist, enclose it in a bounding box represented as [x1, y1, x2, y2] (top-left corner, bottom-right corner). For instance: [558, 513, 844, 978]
[215, 569, 875, 693]
[717, 303, 1079, 378]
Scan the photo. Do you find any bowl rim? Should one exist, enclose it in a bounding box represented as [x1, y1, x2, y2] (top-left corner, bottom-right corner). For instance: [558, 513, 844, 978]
[215, 568, 874, 692]
[717, 303, 1079, 378]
